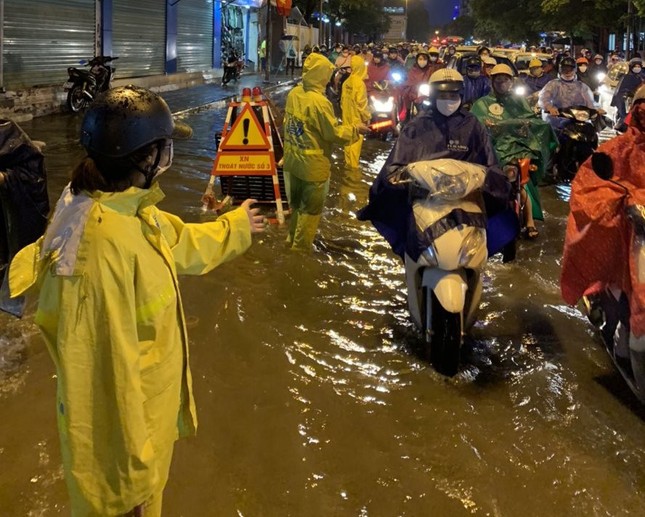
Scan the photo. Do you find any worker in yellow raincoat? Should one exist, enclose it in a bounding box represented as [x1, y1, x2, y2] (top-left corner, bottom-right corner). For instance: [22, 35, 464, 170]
[283, 52, 369, 250]
[341, 54, 371, 173]
[8, 86, 265, 516]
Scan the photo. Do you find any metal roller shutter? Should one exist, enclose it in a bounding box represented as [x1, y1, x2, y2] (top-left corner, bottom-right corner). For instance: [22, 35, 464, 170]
[177, 0, 214, 72]
[2, 0, 95, 89]
[112, 0, 165, 78]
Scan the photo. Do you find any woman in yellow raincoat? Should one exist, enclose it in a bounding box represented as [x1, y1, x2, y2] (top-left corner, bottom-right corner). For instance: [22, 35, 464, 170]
[283, 53, 367, 250]
[9, 86, 265, 516]
[341, 55, 371, 173]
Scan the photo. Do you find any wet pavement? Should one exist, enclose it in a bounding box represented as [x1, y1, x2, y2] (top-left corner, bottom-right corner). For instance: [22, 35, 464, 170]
[0, 86, 644, 516]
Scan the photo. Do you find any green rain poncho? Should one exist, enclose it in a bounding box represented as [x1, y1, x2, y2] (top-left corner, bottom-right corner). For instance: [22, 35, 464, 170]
[471, 93, 558, 220]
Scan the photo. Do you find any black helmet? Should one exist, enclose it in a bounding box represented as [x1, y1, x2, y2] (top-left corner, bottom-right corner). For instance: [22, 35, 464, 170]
[559, 56, 577, 70]
[465, 55, 482, 68]
[388, 47, 398, 54]
[80, 85, 191, 158]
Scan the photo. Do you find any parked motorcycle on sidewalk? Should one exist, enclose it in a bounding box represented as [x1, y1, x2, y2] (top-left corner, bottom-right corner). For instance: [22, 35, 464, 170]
[553, 105, 603, 181]
[64, 56, 118, 113]
[390, 159, 488, 376]
[222, 54, 244, 86]
[579, 153, 645, 404]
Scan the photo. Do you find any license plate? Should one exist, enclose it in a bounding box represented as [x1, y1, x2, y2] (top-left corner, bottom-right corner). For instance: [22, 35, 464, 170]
[63, 82, 74, 89]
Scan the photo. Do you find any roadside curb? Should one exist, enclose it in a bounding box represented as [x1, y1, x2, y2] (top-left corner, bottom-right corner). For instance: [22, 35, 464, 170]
[171, 77, 300, 117]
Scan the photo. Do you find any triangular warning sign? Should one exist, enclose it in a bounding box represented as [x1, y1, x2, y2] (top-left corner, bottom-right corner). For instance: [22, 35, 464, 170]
[219, 104, 271, 151]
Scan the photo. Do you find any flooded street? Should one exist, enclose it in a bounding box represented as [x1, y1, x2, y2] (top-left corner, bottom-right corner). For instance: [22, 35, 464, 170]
[1, 87, 644, 516]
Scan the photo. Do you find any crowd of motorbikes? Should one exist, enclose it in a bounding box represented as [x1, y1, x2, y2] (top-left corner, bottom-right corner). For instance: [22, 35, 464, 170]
[321, 46, 645, 403]
[46, 47, 645, 403]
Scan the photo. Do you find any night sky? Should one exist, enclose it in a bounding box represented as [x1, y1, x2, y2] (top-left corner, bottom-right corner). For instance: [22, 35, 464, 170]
[423, 0, 457, 26]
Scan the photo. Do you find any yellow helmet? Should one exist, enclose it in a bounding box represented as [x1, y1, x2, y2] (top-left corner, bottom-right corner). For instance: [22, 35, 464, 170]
[429, 46, 439, 55]
[528, 58, 543, 68]
[490, 64, 515, 77]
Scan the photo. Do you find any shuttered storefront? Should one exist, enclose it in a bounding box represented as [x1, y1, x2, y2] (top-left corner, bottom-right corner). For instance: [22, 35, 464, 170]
[2, 0, 95, 89]
[112, 0, 165, 78]
[177, 0, 214, 72]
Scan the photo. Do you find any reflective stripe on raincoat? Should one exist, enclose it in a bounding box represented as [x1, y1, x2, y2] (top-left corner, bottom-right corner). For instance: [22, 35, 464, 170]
[9, 182, 251, 515]
[284, 53, 358, 182]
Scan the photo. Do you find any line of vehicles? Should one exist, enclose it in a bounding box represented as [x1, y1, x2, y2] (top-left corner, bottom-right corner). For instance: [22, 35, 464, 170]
[61, 52, 644, 404]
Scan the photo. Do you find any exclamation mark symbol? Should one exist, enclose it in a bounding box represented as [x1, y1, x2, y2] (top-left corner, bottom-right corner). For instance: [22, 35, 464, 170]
[242, 118, 250, 145]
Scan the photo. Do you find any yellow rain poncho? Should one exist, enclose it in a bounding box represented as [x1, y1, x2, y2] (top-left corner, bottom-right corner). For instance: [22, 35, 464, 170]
[283, 53, 358, 250]
[341, 55, 371, 171]
[9, 183, 251, 516]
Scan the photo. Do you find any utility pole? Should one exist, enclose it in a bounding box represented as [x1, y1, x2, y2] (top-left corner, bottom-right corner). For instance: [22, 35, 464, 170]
[264, 1, 271, 82]
[626, 0, 633, 58]
[319, 0, 324, 46]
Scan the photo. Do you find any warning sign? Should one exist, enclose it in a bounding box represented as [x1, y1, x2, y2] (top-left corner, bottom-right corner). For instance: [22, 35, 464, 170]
[213, 151, 275, 176]
[219, 104, 271, 151]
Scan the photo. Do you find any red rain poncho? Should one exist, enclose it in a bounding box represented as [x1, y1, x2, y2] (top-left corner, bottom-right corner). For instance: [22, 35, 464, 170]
[561, 103, 645, 336]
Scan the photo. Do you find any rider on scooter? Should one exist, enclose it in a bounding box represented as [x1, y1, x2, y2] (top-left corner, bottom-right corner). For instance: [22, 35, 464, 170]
[357, 68, 514, 260]
[538, 56, 599, 130]
[471, 64, 558, 240]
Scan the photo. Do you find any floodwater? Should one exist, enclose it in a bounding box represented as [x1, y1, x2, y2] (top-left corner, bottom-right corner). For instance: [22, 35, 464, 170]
[1, 89, 644, 516]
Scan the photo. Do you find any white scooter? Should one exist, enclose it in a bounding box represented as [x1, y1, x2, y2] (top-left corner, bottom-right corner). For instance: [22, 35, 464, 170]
[391, 159, 488, 376]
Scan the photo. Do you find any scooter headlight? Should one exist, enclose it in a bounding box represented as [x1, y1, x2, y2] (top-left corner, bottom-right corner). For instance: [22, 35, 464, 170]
[391, 72, 403, 83]
[569, 108, 590, 122]
[418, 83, 431, 97]
[432, 171, 469, 200]
[514, 85, 527, 96]
[596, 71, 606, 82]
[371, 96, 394, 112]
[459, 228, 486, 267]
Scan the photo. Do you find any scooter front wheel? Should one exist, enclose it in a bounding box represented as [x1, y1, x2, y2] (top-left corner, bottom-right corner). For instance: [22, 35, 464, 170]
[67, 85, 88, 112]
[425, 288, 462, 376]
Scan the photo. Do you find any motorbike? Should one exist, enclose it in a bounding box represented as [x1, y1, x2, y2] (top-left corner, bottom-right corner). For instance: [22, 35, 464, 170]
[579, 152, 645, 404]
[368, 80, 399, 140]
[326, 66, 351, 116]
[222, 54, 244, 86]
[390, 159, 488, 376]
[553, 105, 603, 182]
[64, 56, 118, 113]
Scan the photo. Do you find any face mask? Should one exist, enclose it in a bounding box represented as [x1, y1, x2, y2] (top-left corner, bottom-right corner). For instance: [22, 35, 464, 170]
[417, 59, 428, 68]
[430, 56, 437, 62]
[494, 79, 512, 94]
[467, 69, 481, 79]
[561, 71, 576, 81]
[154, 141, 174, 179]
[578, 65, 588, 73]
[633, 66, 642, 74]
[435, 98, 461, 116]
[595, 60, 602, 65]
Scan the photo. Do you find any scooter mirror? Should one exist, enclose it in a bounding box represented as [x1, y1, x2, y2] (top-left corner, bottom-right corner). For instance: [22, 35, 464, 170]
[590, 152, 613, 181]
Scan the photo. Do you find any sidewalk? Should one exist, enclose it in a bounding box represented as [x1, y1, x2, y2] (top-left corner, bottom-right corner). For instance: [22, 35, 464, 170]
[164, 72, 300, 115]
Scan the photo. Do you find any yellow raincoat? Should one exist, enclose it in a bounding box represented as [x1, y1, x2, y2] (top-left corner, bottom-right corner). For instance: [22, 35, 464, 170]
[283, 52, 358, 249]
[9, 183, 251, 516]
[341, 55, 371, 171]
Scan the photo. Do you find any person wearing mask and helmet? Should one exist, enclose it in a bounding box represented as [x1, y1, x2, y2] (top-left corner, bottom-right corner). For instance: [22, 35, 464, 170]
[7, 85, 266, 516]
[335, 45, 352, 69]
[329, 43, 342, 64]
[481, 55, 497, 77]
[538, 56, 598, 130]
[387, 46, 406, 68]
[463, 55, 492, 108]
[341, 55, 371, 175]
[576, 57, 595, 90]
[366, 51, 391, 93]
[611, 57, 645, 131]
[589, 54, 608, 90]
[525, 58, 551, 93]
[284, 53, 369, 251]
[404, 45, 419, 70]
[357, 68, 515, 261]
[472, 64, 558, 240]
[402, 49, 434, 120]
[427, 46, 445, 74]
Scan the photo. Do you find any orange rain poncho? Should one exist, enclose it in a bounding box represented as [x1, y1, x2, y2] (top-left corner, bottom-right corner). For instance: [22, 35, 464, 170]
[561, 103, 645, 335]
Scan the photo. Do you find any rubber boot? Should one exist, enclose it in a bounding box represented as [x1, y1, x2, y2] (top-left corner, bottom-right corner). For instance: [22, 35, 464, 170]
[291, 213, 322, 251]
